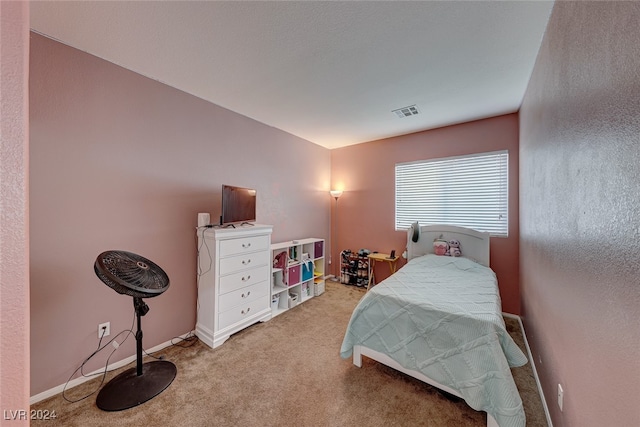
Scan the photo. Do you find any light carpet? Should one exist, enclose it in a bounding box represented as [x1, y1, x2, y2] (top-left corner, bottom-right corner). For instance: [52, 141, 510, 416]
[31, 281, 547, 426]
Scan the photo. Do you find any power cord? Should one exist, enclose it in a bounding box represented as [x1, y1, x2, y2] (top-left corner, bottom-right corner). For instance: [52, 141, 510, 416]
[62, 312, 135, 403]
[63, 306, 200, 403]
[195, 228, 214, 333]
[142, 332, 199, 361]
[195, 227, 213, 277]
[170, 332, 199, 348]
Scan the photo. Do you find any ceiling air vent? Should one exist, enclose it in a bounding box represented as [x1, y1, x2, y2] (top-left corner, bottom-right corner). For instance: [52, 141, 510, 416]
[392, 105, 420, 118]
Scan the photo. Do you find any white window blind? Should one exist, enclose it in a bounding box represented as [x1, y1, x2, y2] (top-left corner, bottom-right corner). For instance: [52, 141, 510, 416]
[395, 150, 508, 236]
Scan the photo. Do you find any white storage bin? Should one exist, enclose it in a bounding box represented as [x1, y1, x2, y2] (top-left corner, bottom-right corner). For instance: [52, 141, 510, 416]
[288, 292, 298, 308]
[314, 281, 325, 296]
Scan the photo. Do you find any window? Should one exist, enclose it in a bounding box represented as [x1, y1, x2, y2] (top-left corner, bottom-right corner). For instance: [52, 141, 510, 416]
[395, 150, 508, 236]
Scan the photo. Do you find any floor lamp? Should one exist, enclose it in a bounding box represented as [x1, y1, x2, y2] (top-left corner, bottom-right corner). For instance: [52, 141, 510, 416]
[330, 190, 343, 282]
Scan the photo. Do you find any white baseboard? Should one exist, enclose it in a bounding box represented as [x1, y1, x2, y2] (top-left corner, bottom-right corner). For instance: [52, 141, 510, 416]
[30, 331, 194, 405]
[503, 312, 553, 427]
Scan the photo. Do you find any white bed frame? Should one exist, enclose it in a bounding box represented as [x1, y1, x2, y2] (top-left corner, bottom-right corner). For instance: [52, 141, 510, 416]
[406, 223, 490, 267]
[352, 224, 498, 427]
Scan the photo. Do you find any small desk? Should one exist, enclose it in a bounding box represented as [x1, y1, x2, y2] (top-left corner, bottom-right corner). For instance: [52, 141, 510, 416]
[367, 253, 400, 289]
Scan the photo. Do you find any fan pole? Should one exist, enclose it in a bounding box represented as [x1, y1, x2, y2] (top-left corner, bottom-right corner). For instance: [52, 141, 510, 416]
[133, 297, 149, 376]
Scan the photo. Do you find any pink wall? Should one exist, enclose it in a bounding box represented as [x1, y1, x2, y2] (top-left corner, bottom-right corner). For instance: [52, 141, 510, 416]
[330, 114, 520, 314]
[29, 34, 331, 396]
[520, 2, 640, 426]
[0, 1, 30, 420]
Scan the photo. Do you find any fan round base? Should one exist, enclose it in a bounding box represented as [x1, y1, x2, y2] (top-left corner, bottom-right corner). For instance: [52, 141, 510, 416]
[96, 360, 177, 411]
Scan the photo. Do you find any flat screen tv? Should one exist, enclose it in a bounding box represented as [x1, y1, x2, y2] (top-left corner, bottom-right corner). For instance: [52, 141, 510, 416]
[221, 185, 257, 225]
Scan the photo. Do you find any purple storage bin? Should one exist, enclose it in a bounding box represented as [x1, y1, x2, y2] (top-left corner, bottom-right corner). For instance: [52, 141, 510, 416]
[314, 241, 324, 259]
[287, 264, 301, 286]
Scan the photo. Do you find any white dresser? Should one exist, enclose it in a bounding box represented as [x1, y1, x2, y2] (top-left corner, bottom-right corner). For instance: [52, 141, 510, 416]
[196, 224, 273, 348]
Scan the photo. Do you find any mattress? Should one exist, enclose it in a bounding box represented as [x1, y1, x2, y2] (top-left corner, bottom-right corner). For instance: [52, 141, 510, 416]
[340, 254, 528, 427]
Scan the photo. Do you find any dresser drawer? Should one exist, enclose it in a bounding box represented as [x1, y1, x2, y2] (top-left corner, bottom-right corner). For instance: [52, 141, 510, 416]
[220, 235, 270, 257]
[219, 265, 269, 294]
[218, 281, 268, 311]
[218, 294, 269, 330]
[219, 250, 269, 276]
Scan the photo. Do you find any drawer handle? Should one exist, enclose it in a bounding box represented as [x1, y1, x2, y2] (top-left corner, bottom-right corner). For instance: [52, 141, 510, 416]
[241, 307, 251, 315]
[241, 291, 251, 298]
[242, 243, 251, 248]
[242, 275, 251, 281]
[242, 259, 251, 265]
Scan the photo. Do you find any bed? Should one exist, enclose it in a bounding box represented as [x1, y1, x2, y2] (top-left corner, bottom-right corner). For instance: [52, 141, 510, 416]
[340, 224, 528, 427]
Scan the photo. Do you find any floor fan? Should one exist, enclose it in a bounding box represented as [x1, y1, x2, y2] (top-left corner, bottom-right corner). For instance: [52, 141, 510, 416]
[93, 250, 176, 411]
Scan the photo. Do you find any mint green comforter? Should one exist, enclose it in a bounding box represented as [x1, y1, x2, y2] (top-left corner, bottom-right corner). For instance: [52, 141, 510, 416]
[340, 255, 528, 427]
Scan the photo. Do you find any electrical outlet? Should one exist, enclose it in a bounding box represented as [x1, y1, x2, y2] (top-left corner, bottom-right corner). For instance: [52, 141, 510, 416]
[98, 322, 110, 339]
[557, 384, 564, 411]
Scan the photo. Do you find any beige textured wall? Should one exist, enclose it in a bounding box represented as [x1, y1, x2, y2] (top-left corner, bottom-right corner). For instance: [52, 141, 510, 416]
[520, 2, 640, 426]
[331, 114, 521, 314]
[29, 34, 330, 396]
[0, 0, 30, 420]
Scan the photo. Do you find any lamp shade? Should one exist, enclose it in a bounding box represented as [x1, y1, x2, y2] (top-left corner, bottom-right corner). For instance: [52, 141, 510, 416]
[330, 190, 343, 199]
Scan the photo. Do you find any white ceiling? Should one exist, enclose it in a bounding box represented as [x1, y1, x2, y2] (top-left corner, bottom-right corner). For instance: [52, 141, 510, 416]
[30, 1, 554, 149]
